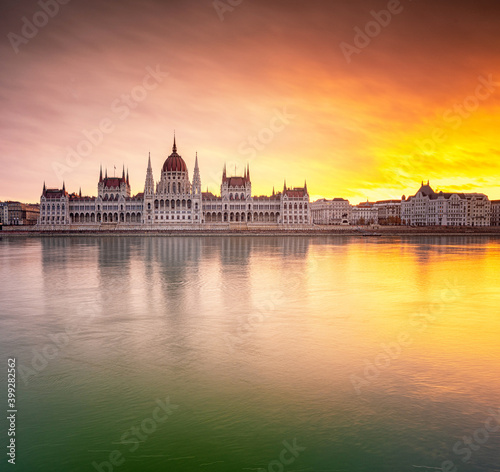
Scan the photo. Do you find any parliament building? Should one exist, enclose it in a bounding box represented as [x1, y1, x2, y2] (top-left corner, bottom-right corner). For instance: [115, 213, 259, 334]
[38, 137, 311, 229]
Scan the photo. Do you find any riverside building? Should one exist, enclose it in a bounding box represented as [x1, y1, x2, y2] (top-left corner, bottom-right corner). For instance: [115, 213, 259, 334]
[38, 137, 310, 229]
[401, 182, 491, 227]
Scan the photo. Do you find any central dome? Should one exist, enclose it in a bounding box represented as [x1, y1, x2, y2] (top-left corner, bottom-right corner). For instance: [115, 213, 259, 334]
[162, 136, 187, 173]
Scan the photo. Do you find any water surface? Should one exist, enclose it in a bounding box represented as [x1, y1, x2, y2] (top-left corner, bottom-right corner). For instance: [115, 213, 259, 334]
[0, 236, 499, 471]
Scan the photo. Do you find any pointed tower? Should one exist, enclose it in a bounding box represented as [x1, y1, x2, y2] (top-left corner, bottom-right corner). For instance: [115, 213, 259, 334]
[122, 165, 125, 181]
[62, 181, 65, 193]
[191, 152, 202, 224]
[283, 179, 287, 193]
[79, 187, 81, 197]
[144, 152, 154, 196]
[43, 181, 46, 196]
[105, 168, 108, 179]
[192, 152, 201, 196]
[246, 163, 250, 181]
[99, 165, 103, 182]
[172, 132, 177, 153]
[126, 168, 129, 185]
[304, 180, 308, 195]
[222, 163, 227, 182]
[143, 152, 155, 225]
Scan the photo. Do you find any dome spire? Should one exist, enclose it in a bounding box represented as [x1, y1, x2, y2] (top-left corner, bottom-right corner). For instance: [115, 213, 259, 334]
[172, 131, 177, 153]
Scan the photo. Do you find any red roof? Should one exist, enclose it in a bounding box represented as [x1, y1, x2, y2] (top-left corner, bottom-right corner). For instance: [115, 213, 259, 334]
[202, 192, 218, 200]
[284, 190, 304, 198]
[103, 177, 124, 188]
[226, 177, 246, 187]
[162, 152, 187, 172]
[44, 189, 67, 199]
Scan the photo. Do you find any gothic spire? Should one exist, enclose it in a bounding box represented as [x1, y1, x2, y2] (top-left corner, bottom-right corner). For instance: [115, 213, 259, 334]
[126, 168, 129, 185]
[99, 165, 103, 182]
[192, 151, 201, 195]
[145, 152, 155, 196]
[122, 165, 125, 180]
[172, 132, 177, 153]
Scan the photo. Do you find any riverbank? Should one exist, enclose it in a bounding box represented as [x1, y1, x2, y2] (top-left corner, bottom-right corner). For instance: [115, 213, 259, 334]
[2, 225, 500, 237]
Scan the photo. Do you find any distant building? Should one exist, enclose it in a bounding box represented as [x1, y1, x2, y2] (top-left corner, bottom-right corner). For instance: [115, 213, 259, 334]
[38, 136, 311, 229]
[373, 200, 401, 225]
[490, 200, 500, 226]
[310, 198, 350, 225]
[401, 182, 490, 226]
[0, 202, 7, 225]
[1, 201, 39, 225]
[350, 202, 378, 225]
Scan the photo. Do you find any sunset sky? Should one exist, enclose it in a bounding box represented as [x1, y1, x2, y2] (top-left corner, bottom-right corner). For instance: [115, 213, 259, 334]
[1, 0, 500, 204]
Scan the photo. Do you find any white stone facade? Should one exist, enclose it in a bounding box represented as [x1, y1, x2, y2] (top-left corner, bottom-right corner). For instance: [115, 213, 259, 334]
[401, 182, 490, 226]
[38, 138, 310, 229]
[310, 198, 350, 225]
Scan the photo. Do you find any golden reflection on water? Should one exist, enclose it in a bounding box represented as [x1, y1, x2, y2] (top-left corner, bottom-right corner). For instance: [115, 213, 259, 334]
[1, 235, 500, 471]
